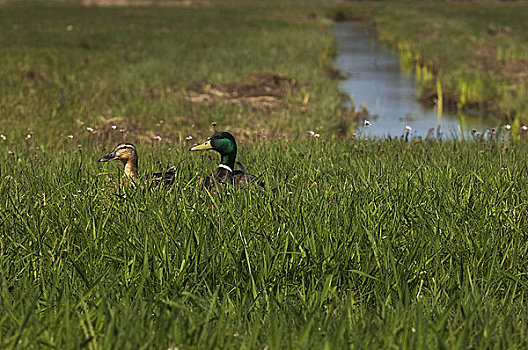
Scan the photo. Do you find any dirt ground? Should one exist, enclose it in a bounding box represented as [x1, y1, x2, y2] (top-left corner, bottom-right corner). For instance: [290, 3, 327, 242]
[187, 72, 305, 111]
[80, 0, 209, 7]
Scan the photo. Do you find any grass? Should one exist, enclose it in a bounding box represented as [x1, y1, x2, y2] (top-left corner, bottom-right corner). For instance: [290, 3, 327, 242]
[0, 1, 341, 144]
[2, 0, 528, 348]
[2, 137, 528, 348]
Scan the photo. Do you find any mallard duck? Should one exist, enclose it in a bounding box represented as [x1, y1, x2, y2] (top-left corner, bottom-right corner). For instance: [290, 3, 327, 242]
[98, 143, 176, 186]
[190, 131, 261, 190]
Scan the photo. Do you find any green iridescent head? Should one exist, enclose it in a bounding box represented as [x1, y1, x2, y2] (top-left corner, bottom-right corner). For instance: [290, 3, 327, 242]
[190, 131, 237, 169]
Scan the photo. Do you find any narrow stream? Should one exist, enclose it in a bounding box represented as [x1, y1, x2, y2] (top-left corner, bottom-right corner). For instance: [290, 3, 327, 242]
[334, 21, 499, 138]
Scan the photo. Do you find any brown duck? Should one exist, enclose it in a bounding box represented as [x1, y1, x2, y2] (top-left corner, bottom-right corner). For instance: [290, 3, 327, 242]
[98, 143, 175, 187]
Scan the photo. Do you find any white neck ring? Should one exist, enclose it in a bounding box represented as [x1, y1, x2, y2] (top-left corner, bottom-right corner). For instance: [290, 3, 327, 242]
[218, 164, 233, 173]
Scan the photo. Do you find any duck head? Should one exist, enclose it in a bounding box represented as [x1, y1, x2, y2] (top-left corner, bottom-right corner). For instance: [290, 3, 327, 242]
[99, 143, 139, 181]
[190, 132, 237, 171]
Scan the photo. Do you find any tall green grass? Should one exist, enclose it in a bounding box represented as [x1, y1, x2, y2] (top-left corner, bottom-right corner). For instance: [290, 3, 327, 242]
[1, 1, 528, 348]
[1, 138, 528, 348]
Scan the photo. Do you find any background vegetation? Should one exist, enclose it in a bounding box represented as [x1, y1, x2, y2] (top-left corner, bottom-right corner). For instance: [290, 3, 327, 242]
[1, 0, 528, 349]
[0, 1, 342, 145]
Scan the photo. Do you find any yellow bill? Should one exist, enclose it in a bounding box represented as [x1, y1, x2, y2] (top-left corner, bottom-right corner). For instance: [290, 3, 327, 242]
[190, 140, 213, 151]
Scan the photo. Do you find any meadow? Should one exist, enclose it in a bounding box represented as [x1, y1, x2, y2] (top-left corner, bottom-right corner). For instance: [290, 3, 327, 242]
[1, 0, 528, 349]
[0, 1, 342, 144]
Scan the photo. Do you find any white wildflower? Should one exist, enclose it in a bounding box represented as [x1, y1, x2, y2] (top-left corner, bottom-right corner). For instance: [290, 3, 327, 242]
[155, 135, 162, 141]
[405, 125, 412, 131]
[68, 135, 74, 139]
[111, 125, 117, 130]
[26, 134, 32, 139]
[364, 120, 371, 127]
[308, 130, 315, 136]
[505, 124, 511, 130]
[0, 134, 6, 141]
[66, 25, 74, 31]
[185, 135, 193, 140]
[314, 133, 320, 138]
[522, 125, 528, 131]
[86, 127, 94, 132]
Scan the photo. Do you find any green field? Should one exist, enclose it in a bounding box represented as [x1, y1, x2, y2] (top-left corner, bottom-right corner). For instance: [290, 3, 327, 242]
[0, 1, 341, 144]
[2, 1, 528, 349]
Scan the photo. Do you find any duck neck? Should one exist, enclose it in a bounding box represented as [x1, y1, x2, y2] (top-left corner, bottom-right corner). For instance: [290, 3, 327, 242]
[123, 158, 139, 181]
[220, 151, 236, 171]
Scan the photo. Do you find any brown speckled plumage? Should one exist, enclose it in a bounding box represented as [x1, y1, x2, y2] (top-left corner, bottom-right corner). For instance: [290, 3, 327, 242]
[99, 143, 175, 187]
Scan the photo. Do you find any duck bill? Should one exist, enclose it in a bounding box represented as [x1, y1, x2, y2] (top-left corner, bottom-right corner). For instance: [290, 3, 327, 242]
[98, 152, 117, 162]
[190, 140, 212, 151]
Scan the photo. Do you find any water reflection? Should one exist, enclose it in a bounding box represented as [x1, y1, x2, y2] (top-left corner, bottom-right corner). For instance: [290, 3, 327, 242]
[334, 21, 499, 138]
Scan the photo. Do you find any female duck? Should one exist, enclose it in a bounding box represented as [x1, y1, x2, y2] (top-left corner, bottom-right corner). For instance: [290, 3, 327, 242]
[98, 143, 175, 186]
[190, 131, 261, 190]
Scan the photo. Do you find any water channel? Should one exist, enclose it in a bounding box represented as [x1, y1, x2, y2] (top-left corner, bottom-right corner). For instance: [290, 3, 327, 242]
[334, 21, 499, 139]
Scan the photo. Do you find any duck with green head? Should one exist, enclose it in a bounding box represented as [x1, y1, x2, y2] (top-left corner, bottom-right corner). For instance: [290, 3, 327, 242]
[190, 131, 261, 190]
[98, 143, 176, 187]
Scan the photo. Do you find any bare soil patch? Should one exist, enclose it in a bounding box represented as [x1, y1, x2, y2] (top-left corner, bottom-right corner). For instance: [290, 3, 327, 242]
[187, 72, 305, 110]
[81, 0, 209, 7]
